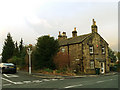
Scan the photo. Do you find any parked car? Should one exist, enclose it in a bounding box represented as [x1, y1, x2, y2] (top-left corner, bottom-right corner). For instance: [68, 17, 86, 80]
[0, 63, 16, 74]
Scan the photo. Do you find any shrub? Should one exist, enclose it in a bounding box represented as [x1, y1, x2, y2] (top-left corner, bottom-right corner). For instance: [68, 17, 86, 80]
[33, 36, 59, 70]
[44, 68, 53, 72]
[7, 56, 26, 69]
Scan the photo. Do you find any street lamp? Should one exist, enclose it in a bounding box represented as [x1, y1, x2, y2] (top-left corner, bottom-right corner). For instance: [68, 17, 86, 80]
[27, 47, 32, 74]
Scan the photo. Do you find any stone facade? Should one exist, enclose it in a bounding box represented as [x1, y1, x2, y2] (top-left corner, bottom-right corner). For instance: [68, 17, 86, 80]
[58, 19, 110, 74]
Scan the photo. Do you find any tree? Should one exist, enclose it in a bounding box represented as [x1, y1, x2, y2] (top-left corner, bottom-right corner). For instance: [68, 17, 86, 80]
[19, 38, 26, 68]
[18, 39, 26, 69]
[19, 46, 26, 67]
[108, 48, 117, 63]
[2, 33, 15, 63]
[33, 35, 59, 70]
[14, 41, 19, 57]
[117, 52, 120, 60]
[7, 40, 26, 69]
[19, 38, 24, 54]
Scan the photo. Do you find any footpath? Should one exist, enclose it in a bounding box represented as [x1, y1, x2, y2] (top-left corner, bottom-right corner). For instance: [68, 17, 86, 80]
[18, 71, 118, 79]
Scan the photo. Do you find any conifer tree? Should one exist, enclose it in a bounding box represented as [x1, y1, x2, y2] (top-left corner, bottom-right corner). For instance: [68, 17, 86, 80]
[108, 48, 117, 63]
[18, 38, 26, 67]
[19, 38, 23, 54]
[14, 41, 19, 57]
[2, 33, 15, 63]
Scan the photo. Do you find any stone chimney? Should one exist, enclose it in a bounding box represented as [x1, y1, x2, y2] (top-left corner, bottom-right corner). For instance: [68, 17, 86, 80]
[72, 27, 77, 37]
[91, 19, 97, 33]
[58, 31, 62, 40]
[62, 32, 67, 39]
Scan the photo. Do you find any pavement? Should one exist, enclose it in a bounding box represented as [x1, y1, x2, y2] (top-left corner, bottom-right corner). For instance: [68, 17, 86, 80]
[19, 71, 118, 79]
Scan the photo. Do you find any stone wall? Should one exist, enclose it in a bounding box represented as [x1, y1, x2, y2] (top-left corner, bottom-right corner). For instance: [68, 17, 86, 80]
[69, 44, 82, 71]
[59, 33, 110, 74]
[82, 33, 109, 74]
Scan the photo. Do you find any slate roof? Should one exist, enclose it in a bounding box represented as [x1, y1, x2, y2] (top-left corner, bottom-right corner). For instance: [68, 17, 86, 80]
[59, 33, 92, 46]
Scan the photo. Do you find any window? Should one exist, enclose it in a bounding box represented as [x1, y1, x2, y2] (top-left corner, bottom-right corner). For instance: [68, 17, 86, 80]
[89, 46, 93, 54]
[102, 47, 105, 54]
[111, 60, 114, 63]
[61, 48, 65, 52]
[90, 61, 94, 69]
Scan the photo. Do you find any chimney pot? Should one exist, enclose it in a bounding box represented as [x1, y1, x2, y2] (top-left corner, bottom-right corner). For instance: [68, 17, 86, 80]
[91, 19, 97, 33]
[72, 27, 77, 37]
[62, 32, 67, 39]
[59, 31, 61, 35]
[74, 27, 76, 31]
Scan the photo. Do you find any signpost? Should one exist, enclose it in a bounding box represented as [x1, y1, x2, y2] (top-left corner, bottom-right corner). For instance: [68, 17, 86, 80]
[27, 47, 32, 74]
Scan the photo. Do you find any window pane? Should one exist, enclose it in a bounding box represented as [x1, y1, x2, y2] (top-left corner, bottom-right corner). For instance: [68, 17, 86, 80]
[90, 46, 93, 54]
[90, 61, 94, 69]
[62, 48, 65, 52]
[102, 47, 105, 54]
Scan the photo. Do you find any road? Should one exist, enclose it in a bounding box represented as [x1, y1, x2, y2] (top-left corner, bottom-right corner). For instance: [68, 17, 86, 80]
[1, 71, 118, 89]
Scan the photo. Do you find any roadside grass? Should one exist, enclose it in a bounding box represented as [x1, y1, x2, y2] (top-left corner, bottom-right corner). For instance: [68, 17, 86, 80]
[31, 68, 76, 76]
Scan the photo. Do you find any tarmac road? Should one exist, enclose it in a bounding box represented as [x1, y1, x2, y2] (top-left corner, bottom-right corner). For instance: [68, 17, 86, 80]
[1, 71, 119, 89]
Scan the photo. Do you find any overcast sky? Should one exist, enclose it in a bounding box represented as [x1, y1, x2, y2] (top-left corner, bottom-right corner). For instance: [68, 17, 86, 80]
[0, 0, 118, 53]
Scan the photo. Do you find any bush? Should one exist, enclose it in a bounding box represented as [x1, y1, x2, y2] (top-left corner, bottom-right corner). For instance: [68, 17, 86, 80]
[110, 64, 120, 72]
[33, 36, 59, 70]
[7, 56, 26, 69]
[44, 68, 53, 73]
[8, 56, 20, 65]
[110, 66, 117, 71]
[56, 70, 61, 73]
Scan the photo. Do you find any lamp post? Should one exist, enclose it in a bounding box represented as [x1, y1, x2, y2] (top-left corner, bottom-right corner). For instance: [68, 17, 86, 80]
[27, 47, 32, 74]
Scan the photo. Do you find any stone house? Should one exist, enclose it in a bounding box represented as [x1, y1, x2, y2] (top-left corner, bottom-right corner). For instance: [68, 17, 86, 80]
[58, 19, 110, 74]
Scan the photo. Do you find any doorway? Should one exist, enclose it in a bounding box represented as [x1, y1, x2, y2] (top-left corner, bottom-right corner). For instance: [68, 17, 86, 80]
[101, 62, 105, 74]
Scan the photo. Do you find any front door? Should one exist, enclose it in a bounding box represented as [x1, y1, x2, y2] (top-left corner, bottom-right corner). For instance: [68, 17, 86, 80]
[101, 62, 105, 74]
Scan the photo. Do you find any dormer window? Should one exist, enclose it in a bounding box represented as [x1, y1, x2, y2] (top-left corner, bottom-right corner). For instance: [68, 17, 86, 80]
[102, 47, 105, 54]
[89, 46, 93, 54]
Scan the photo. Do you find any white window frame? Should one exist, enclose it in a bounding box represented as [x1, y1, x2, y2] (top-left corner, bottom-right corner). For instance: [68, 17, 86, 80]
[61, 48, 65, 52]
[102, 47, 105, 54]
[89, 46, 93, 54]
[90, 61, 94, 69]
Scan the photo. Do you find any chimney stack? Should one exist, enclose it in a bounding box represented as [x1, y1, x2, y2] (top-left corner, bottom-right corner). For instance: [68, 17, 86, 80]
[62, 32, 67, 39]
[58, 31, 67, 40]
[91, 19, 98, 33]
[58, 31, 62, 40]
[72, 27, 77, 37]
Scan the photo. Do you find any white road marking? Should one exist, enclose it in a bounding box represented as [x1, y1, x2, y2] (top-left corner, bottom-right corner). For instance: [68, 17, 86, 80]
[43, 79, 50, 81]
[60, 79, 64, 80]
[65, 84, 83, 88]
[2, 77, 16, 84]
[96, 81, 104, 83]
[32, 80, 43, 83]
[3, 84, 12, 86]
[96, 78, 116, 84]
[3, 74, 19, 78]
[51, 79, 58, 81]
[2, 77, 61, 86]
[14, 82, 23, 84]
[23, 81, 31, 84]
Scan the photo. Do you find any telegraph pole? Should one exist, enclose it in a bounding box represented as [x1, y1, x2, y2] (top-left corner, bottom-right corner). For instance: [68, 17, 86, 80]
[27, 47, 32, 74]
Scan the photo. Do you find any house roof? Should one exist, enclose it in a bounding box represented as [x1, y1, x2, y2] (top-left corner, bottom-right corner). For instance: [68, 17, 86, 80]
[59, 32, 109, 46]
[59, 33, 92, 46]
